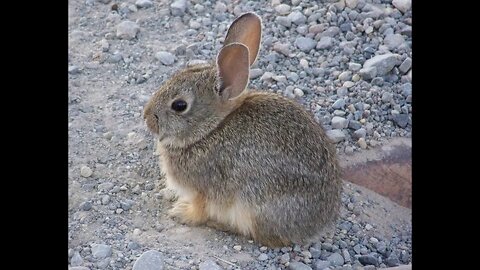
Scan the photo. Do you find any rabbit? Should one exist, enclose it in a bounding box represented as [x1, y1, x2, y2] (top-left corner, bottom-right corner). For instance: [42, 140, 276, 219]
[143, 12, 342, 247]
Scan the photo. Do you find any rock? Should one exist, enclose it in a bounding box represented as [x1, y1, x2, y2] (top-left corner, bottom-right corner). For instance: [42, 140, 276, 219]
[314, 260, 330, 270]
[359, 67, 377, 80]
[91, 244, 112, 259]
[280, 253, 290, 264]
[80, 166, 93, 177]
[299, 59, 309, 69]
[358, 255, 378, 266]
[214, 2, 227, 13]
[199, 259, 222, 270]
[135, 0, 153, 8]
[276, 16, 292, 27]
[358, 138, 367, 149]
[155, 51, 176, 66]
[401, 83, 412, 96]
[295, 37, 317, 52]
[233, 245, 242, 251]
[250, 68, 263, 79]
[294, 88, 304, 97]
[116, 21, 140, 40]
[132, 250, 164, 270]
[393, 114, 409, 128]
[362, 53, 401, 77]
[320, 26, 340, 38]
[365, 224, 373, 230]
[69, 267, 90, 270]
[288, 11, 307, 25]
[70, 252, 83, 267]
[327, 253, 344, 266]
[348, 63, 362, 71]
[273, 43, 291, 56]
[80, 201, 92, 211]
[69, 65, 81, 74]
[310, 247, 321, 259]
[275, 4, 291, 15]
[346, 0, 358, 9]
[332, 99, 346, 109]
[337, 87, 348, 97]
[349, 121, 362, 130]
[392, 0, 411, 13]
[385, 253, 400, 267]
[353, 128, 367, 139]
[258, 253, 269, 261]
[309, 24, 325, 34]
[338, 71, 352, 81]
[342, 249, 351, 263]
[382, 92, 393, 103]
[316, 36, 334, 50]
[326, 130, 346, 143]
[288, 262, 312, 270]
[332, 117, 349, 129]
[399, 57, 412, 73]
[170, 0, 187, 16]
[384, 34, 405, 50]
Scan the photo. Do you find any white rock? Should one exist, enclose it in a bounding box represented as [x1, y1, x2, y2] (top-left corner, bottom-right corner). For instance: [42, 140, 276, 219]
[80, 166, 93, 178]
[275, 4, 291, 15]
[392, 0, 411, 13]
[116, 21, 140, 40]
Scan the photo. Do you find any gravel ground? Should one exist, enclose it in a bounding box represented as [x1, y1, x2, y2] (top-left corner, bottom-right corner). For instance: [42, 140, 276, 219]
[68, 0, 412, 269]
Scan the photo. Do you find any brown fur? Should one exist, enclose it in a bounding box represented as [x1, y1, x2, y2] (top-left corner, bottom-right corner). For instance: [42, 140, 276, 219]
[143, 13, 342, 247]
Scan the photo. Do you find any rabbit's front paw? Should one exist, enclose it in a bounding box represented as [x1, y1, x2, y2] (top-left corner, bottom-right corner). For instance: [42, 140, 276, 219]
[168, 196, 208, 226]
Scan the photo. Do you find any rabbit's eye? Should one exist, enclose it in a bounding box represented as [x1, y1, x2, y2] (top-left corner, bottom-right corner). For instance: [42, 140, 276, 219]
[171, 99, 188, 112]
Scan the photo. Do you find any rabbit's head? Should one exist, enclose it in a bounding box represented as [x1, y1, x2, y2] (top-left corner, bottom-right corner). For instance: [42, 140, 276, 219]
[144, 13, 262, 148]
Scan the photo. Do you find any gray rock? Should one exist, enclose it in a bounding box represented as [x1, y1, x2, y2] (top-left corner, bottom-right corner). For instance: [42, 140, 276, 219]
[337, 87, 348, 97]
[326, 129, 346, 143]
[385, 253, 400, 267]
[69, 267, 90, 270]
[358, 255, 378, 266]
[250, 68, 263, 79]
[310, 247, 321, 259]
[280, 253, 290, 264]
[170, 0, 187, 16]
[91, 244, 112, 259]
[393, 114, 409, 128]
[399, 57, 412, 73]
[107, 52, 123, 63]
[288, 11, 307, 25]
[80, 201, 92, 211]
[273, 43, 291, 56]
[381, 92, 393, 103]
[315, 260, 330, 270]
[214, 2, 227, 13]
[295, 37, 317, 52]
[199, 259, 222, 270]
[348, 63, 362, 71]
[353, 128, 367, 139]
[258, 253, 269, 261]
[316, 36, 334, 50]
[392, 0, 411, 13]
[384, 34, 405, 50]
[69, 65, 81, 74]
[321, 26, 340, 38]
[133, 250, 164, 270]
[349, 121, 362, 130]
[359, 67, 377, 80]
[346, 0, 358, 9]
[340, 22, 353, 32]
[127, 241, 140, 250]
[288, 262, 312, 270]
[70, 251, 83, 267]
[342, 249, 351, 263]
[332, 117, 349, 129]
[358, 138, 368, 149]
[275, 4, 291, 15]
[338, 71, 352, 81]
[155, 51, 175, 66]
[401, 83, 412, 96]
[362, 53, 401, 76]
[372, 77, 384, 86]
[80, 166, 93, 177]
[309, 24, 325, 34]
[332, 99, 346, 109]
[327, 252, 344, 266]
[135, 0, 153, 8]
[276, 16, 292, 28]
[116, 21, 140, 40]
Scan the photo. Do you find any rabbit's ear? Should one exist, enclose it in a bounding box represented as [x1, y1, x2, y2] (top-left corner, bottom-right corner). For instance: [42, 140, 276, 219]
[216, 43, 249, 100]
[224, 12, 261, 66]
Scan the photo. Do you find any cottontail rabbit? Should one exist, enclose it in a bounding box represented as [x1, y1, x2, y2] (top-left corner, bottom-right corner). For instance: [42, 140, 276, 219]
[144, 12, 342, 247]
